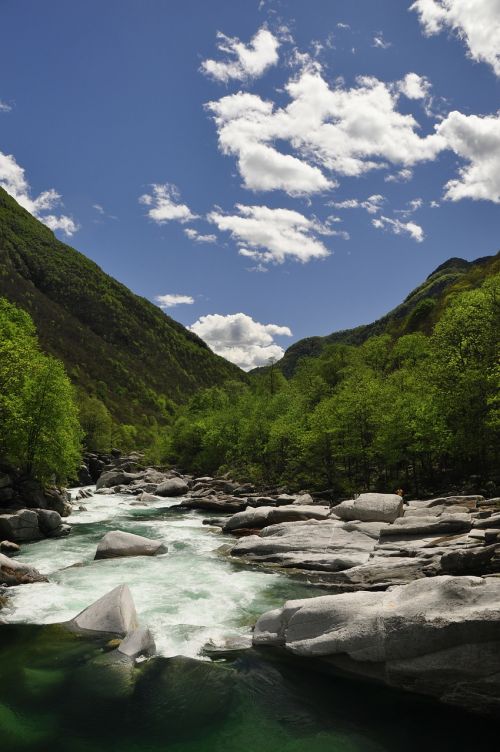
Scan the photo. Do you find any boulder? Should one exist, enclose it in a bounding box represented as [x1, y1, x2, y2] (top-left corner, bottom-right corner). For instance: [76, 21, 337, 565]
[379, 513, 472, 537]
[155, 478, 189, 497]
[95, 530, 167, 559]
[333, 493, 403, 523]
[0, 540, 19, 555]
[224, 505, 330, 533]
[0, 553, 47, 586]
[35, 509, 63, 535]
[44, 489, 72, 517]
[67, 583, 139, 636]
[117, 627, 156, 659]
[136, 492, 162, 503]
[253, 575, 500, 716]
[0, 510, 42, 541]
[96, 470, 129, 490]
[77, 464, 93, 486]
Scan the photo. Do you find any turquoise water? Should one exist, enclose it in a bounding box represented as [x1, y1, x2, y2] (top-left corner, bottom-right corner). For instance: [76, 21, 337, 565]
[1, 491, 498, 751]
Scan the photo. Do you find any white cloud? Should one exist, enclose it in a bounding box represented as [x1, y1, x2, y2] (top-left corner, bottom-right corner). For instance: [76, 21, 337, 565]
[385, 167, 414, 183]
[0, 151, 78, 236]
[155, 294, 195, 309]
[189, 312, 292, 370]
[184, 228, 217, 243]
[395, 198, 424, 215]
[139, 183, 197, 224]
[399, 72, 431, 99]
[207, 204, 331, 265]
[201, 26, 280, 83]
[373, 33, 392, 49]
[372, 215, 425, 242]
[411, 0, 500, 76]
[206, 68, 446, 195]
[0, 100, 12, 112]
[330, 194, 385, 214]
[436, 109, 500, 203]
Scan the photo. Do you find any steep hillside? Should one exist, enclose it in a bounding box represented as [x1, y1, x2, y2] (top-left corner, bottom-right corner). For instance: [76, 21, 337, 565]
[0, 188, 243, 426]
[277, 251, 500, 377]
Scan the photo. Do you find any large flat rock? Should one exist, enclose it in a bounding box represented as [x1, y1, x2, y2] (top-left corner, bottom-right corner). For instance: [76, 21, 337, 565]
[253, 575, 500, 716]
[224, 505, 330, 532]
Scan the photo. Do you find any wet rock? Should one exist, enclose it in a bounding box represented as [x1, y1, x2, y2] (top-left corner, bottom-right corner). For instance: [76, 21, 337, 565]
[333, 493, 403, 523]
[95, 530, 167, 559]
[117, 627, 156, 659]
[0, 539, 19, 555]
[67, 583, 139, 636]
[253, 575, 500, 716]
[155, 477, 189, 497]
[136, 492, 162, 503]
[0, 553, 47, 585]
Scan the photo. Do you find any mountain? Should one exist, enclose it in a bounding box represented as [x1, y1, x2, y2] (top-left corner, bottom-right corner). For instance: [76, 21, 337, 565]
[276, 251, 500, 377]
[0, 188, 243, 426]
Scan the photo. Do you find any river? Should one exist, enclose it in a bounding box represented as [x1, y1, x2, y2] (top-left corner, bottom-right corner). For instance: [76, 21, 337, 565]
[0, 490, 497, 751]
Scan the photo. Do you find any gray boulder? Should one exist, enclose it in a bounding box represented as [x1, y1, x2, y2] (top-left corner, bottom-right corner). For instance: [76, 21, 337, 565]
[253, 575, 500, 716]
[224, 505, 330, 532]
[333, 493, 403, 523]
[155, 477, 189, 497]
[35, 509, 63, 535]
[95, 530, 167, 560]
[0, 510, 42, 542]
[96, 470, 128, 490]
[379, 513, 472, 537]
[68, 583, 139, 636]
[0, 540, 19, 555]
[0, 553, 47, 586]
[117, 627, 156, 659]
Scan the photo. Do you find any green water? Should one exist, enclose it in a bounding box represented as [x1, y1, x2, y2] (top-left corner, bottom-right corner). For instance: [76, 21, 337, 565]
[1, 491, 498, 750]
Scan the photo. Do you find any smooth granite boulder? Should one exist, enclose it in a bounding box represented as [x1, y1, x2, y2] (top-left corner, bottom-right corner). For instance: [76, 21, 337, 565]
[155, 477, 189, 497]
[333, 493, 403, 523]
[0, 553, 47, 586]
[0, 510, 42, 542]
[68, 584, 139, 636]
[379, 513, 472, 537]
[224, 505, 330, 532]
[118, 627, 156, 659]
[253, 575, 500, 716]
[95, 530, 167, 560]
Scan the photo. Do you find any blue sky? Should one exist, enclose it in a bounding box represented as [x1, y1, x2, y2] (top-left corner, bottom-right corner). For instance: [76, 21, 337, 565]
[0, 0, 499, 368]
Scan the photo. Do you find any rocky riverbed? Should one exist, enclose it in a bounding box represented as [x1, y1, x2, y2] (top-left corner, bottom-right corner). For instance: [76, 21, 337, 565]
[1, 452, 500, 750]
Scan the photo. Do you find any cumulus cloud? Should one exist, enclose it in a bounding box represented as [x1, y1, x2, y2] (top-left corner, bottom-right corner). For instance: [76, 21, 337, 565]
[372, 215, 425, 242]
[411, 0, 500, 76]
[184, 228, 217, 243]
[139, 183, 197, 224]
[155, 294, 195, 309]
[0, 151, 78, 236]
[189, 312, 292, 370]
[201, 26, 280, 83]
[436, 110, 500, 203]
[385, 167, 414, 183]
[206, 68, 446, 195]
[399, 72, 431, 99]
[207, 204, 331, 265]
[0, 100, 12, 112]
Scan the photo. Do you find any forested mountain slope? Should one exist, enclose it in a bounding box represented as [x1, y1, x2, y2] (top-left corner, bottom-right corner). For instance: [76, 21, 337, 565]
[277, 251, 500, 377]
[0, 188, 243, 427]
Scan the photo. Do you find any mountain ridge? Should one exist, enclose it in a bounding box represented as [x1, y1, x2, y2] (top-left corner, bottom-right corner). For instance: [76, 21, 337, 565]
[0, 187, 244, 427]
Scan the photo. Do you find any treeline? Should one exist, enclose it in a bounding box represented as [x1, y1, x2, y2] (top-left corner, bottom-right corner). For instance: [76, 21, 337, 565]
[165, 274, 500, 496]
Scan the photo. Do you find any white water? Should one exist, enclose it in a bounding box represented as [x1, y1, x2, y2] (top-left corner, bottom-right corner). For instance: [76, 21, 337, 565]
[2, 489, 306, 657]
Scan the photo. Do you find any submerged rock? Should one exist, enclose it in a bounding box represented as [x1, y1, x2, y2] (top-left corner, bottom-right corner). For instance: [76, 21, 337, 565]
[117, 626, 156, 659]
[253, 575, 500, 716]
[94, 530, 167, 560]
[67, 583, 139, 636]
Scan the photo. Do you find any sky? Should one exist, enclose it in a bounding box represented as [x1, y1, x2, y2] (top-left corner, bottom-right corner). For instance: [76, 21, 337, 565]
[0, 0, 499, 369]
